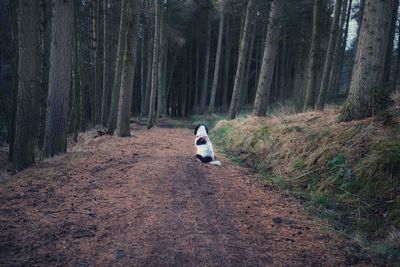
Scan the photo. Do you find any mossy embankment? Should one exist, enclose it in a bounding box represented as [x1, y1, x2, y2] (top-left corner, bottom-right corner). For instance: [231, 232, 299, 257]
[211, 108, 400, 261]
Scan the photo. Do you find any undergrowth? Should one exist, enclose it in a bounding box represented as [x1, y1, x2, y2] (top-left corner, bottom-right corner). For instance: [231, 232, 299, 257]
[210, 108, 400, 263]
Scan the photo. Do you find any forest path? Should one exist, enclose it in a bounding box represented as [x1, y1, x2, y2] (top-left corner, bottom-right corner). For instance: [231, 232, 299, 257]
[0, 124, 349, 266]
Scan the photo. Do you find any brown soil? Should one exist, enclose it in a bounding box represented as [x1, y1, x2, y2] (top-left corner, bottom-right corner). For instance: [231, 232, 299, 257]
[0, 124, 359, 266]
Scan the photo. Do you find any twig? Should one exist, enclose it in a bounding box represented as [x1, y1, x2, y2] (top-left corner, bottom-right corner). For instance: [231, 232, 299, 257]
[286, 168, 324, 181]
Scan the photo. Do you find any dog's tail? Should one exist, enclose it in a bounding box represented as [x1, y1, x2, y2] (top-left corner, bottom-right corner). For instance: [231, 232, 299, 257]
[209, 160, 222, 166]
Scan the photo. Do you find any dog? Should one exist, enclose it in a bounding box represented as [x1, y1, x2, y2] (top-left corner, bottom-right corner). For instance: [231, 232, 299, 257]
[194, 124, 221, 166]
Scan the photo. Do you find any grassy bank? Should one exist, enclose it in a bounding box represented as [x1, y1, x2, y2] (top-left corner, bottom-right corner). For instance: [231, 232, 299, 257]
[210, 108, 400, 262]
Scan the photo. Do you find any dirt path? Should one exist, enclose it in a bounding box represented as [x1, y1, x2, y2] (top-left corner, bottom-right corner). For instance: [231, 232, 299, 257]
[0, 124, 353, 266]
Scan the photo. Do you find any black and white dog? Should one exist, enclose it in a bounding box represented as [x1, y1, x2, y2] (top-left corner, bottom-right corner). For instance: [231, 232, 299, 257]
[194, 124, 221, 166]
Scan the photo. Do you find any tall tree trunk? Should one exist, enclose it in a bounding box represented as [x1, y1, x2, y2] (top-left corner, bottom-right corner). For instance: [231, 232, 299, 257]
[13, 0, 39, 170]
[101, 0, 111, 126]
[73, 1, 82, 142]
[208, 0, 225, 114]
[339, 0, 396, 121]
[327, 0, 351, 99]
[147, 0, 160, 129]
[222, 16, 231, 109]
[227, 0, 255, 120]
[395, 22, 400, 92]
[315, 0, 343, 110]
[94, 0, 104, 125]
[107, 0, 127, 134]
[38, 0, 51, 151]
[157, 5, 166, 118]
[253, 0, 284, 116]
[8, 0, 18, 162]
[193, 25, 200, 111]
[303, 0, 323, 111]
[141, 35, 153, 119]
[242, 21, 256, 106]
[43, 0, 74, 157]
[199, 10, 211, 114]
[140, 7, 146, 118]
[383, 0, 399, 85]
[115, 0, 142, 137]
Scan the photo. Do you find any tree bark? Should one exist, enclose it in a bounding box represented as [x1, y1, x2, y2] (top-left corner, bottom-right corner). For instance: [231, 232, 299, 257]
[315, 0, 343, 110]
[8, 0, 18, 162]
[383, 0, 399, 85]
[147, 0, 160, 129]
[199, 9, 211, 114]
[339, 0, 396, 121]
[222, 16, 231, 109]
[95, 0, 104, 125]
[327, 0, 351, 99]
[13, 0, 39, 170]
[107, 0, 128, 134]
[43, 0, 74, 157]
[193, 25, 200, 111]
[157, 5, 166, 118]
[101, 0, 111, 126]
[227, 0, 255, 120]
[208, 0, 225, 114]
[115, 0, 142, 137]
[303, 0, 323, 111]
[253, 0, 284, 116]
[73, 1, 82, 142]
[141, 35, 153, 119]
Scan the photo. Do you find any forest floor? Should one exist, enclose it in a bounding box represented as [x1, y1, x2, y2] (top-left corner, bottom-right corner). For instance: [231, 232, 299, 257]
[0, 121, 369, 266]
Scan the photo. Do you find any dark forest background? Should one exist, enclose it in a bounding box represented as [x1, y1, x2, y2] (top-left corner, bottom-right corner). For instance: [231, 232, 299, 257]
[0, 0, 399, 171]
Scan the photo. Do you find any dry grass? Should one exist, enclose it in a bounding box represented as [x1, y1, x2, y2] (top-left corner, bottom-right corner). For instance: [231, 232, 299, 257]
[212, 107, 400, 259]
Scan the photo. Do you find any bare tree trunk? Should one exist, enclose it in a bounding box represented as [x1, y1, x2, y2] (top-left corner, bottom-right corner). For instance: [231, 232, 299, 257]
[101, 0, 111, 126]
[8, 0, 18, 162]
[315, 0, 343, 110]
[383, 0, 399, 85]
[73, 1, 82, 142]
[208, 0, 225, 114]
[43, 0, 74, 157]
[339, 0, 395, 121]
[157, 5, 166, 118]
[193, 25, 200, 111]
[242, 21, 256, 106]
[38, 0, 51, 150]
[141, 35, 153, 119]
[327, 0, 350, 99]
[93, 0, 103, 125]
[253, 0, 284, 116]
[227, 0, 255, 120]
[13, 0, 39, 170]
[115, 0, 142, 137]
[222, 17, 231, 109]
[199, 10, 211, 114]
[166, 51, 177, 104]
[107, 0, 127, 134]
[147, 0, 160, 129]
[303, 0, 323, 111]
[140, 9, 146, 118]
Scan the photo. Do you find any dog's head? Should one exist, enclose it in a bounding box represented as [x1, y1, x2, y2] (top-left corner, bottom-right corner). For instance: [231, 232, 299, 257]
[194, 124, 209, 136]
